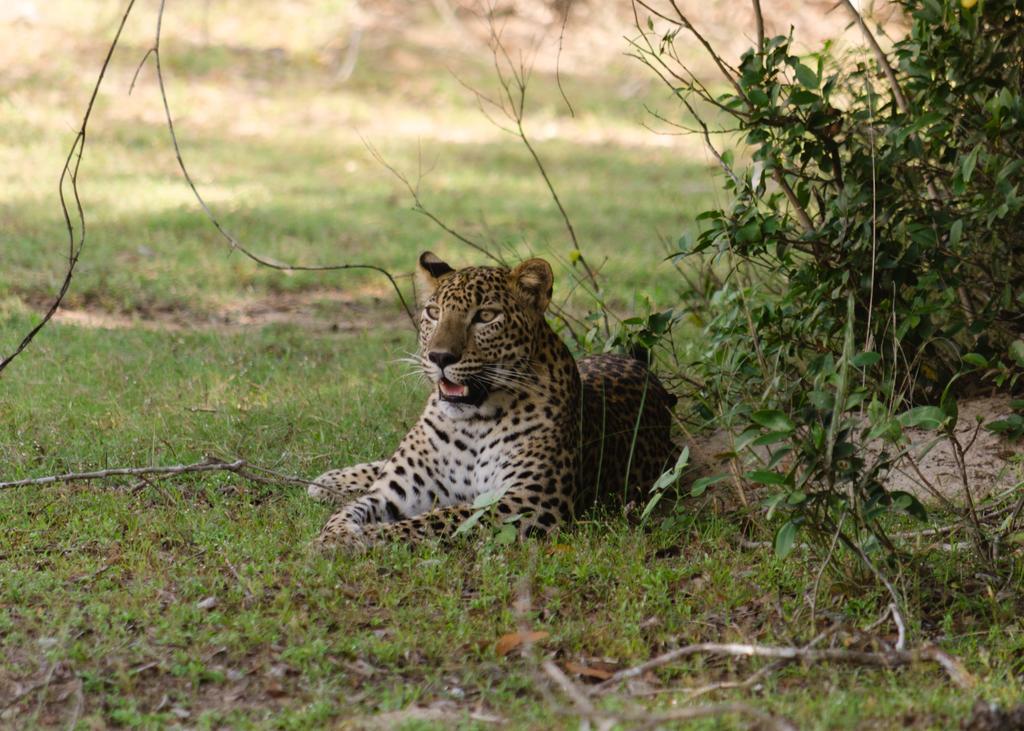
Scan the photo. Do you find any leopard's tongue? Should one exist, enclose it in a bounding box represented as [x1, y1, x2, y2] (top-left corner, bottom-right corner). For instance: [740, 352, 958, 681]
[439, 379, 468, 398]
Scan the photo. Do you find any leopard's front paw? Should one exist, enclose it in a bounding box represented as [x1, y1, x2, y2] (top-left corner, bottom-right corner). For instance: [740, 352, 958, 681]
[307, 472, 341, 503]
[315, 516, 368, 553]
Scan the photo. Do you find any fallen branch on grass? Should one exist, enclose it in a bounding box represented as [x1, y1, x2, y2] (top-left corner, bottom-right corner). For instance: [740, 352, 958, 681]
[543, 660, 798, 731]
[0, 458, 310, 491]
[591, 641, 975, 694]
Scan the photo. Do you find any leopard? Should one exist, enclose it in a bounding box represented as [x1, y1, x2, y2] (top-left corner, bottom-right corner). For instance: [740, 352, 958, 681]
[309, 251, 679, 550]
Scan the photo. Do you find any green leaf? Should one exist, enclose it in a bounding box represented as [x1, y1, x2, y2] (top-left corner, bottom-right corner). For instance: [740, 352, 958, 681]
[746, 469, 788, 486]
[943, 399, 959, 427]
[473, 488, 506, 509]
[789, 89, 818, 105]
[897, 406, 948, 430]
[764, 492, 786, 520]
[985, 415, 1024, 435]
[751, 430, 792, 447]
[494, 523, 517, 545]
[734, 427, 764, 452]
[851, 351, 881, 367]
[794, 62, 818, 88]
[949, 218, 963, 247]
[690, 474, 728, 497]
[747, 88, 770, 106]
[751, 410, 796, 432]
[961, 145, 980, 183]
[962, 353, 988, 368]
[454, 508, 486, 537]
[808, 390, 834, 411]
[1009, 340, 1024, 367]
[890, 491, 928, 521]
[774, 520, 799, 558]
[786, 490, 806, 505]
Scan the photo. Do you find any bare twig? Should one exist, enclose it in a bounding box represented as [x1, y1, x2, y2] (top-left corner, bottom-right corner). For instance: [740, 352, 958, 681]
[65, 677, 84, 731]
[0, 1, 139, 376]
[362, 139, 504, 266]
[541, 661, 597, 716]
[555, 0, 576, 118]
[947, 429, 991, 562]
[890, 603, 907, 651]
[593, 641, 974, 693]
[140, 0, 415, 324]
[0, 459, 247, 490]
[838, 0, 942, 203]
[809, 511, 846, 630]
[751, 0, 765, 53]
[481, 20, 602, 297]
[838, 0, 906, 113]
[1, 664, 56, 710]
[224, 556, 257, 601]
[545, 658, 796, 731]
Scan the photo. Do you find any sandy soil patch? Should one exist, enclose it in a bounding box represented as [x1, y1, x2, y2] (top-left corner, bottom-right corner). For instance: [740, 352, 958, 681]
[688, 398, 1022, 509]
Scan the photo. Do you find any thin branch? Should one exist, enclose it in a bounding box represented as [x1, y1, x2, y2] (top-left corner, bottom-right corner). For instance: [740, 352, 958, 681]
[593, 641, 975, 693]
[838, 0, 943, 203]
[809, 511, 846, 631]
[0, 459, 247, 490]
[838, 0, 907, 113]
[482, 20, 602, 295]
[773, 170, 816, 234]
[362, 139, 504, 266]
[554, 0, 576, 118]
[545, 659, 796, 731]
[143, 0, 415, 324]
[752, 0, 765, 53]
[0, 0, 139, 376]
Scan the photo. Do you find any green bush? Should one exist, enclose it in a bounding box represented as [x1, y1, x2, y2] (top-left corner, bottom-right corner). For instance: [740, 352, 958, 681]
[637, 0, 1024, 570]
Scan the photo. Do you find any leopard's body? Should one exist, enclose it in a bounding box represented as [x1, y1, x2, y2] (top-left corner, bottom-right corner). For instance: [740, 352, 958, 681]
[310, 253, 678, 549]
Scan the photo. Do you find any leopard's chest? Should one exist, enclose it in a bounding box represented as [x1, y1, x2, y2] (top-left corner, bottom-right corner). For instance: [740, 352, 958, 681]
[425, 407, 554, 501]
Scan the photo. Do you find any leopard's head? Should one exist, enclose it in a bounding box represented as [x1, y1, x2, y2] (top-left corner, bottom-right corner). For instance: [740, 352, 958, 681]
[414, 251, 553, 408]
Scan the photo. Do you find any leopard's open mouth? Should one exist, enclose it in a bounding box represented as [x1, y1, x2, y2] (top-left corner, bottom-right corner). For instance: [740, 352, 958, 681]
[438, 378, 487, 405]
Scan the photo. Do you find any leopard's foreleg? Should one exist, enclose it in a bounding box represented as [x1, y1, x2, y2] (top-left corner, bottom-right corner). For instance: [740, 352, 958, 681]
[307, 460, 386, 506]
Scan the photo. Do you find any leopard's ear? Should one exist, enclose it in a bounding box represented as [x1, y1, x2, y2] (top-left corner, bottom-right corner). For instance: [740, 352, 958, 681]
[415, 251, 454, 306]
[509, 258, 553, 312]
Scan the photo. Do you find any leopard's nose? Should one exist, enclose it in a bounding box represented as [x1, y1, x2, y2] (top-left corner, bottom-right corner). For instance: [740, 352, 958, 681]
[428, 351, 459, 368]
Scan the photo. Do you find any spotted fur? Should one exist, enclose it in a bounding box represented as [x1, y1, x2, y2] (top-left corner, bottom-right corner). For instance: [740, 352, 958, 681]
[310, 252, 678, 549]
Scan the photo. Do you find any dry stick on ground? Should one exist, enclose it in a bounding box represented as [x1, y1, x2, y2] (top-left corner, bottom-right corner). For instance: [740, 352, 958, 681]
[0, 459, 246, 491]
[0, 458, 311, 492]
[0, 0, 139, 377]
[543, 660, 797, 731]
[138, 0, 415, 325]
[591, 641, 975, 695]
[541, 640, 797, 731]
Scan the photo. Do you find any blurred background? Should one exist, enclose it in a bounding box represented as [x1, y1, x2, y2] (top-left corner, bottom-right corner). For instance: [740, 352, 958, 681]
[0, 0, 855, 332]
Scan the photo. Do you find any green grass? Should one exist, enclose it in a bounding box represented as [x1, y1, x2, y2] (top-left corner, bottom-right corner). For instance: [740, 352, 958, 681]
[2, 2, 1022, 728]
[0, 0, 716, 321]
[2, 318, 1022, 729]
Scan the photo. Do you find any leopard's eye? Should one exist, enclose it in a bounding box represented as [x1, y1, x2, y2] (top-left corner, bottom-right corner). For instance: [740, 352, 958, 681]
[473, 308, 499, 324]
[424, 305, 440, 321]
